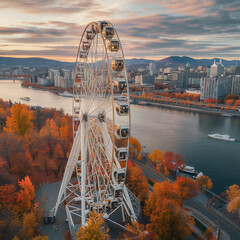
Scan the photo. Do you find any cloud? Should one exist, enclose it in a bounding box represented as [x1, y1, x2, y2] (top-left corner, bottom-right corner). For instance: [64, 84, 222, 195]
[0, 0, 240, 60]
[0, 0, 99, 15]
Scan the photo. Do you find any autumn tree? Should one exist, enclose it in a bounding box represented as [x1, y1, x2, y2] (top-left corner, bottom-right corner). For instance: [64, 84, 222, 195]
[16, 176, 35, 213]
[130, 137, 142, 158]
[205, 227, 214, 240]
[227, 196, 240, 217]
[74, 211, 109, 240]
[4, 104, 33, 136]
[145, 181, 182, 216]
[32, 107, 44, 131]
[32, 236, 49, 240]
[22, 210, 38, 239]
[226, 184, 240, 217]
[0, 159, 11, 185]
[225, 184, 240, 201]
[0, 132, 25, 170]
[148, 149, 164, 170]
[173, 176, 200, 200]
[122, 221, 148, 240]
[196, 175, 213, 190]
[0, 105, 10, 131]
[126, 165, 149, 202]
[40, 118, 59, 139]
[39, 119, 60, 175]
[234, 99, 240, 106]
[226, 99, 235, 105]
[0, 184, 20, 239]
[162, 152, 184, 171]
[147, 198, 194, 240]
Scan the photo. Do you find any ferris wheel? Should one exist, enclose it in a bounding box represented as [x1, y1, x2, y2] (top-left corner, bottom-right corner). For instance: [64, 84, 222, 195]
[53, 21, 140, 235]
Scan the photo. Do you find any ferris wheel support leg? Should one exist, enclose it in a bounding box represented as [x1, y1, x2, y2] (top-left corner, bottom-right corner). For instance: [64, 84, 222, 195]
[53, 127, 81, 216]
[81, 121, 87, 226]
[123, 186, 137, 221]
[121, 204, 126, 222]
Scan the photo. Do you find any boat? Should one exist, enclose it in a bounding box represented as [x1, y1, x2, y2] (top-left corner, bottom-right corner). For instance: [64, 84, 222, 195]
[221, 114, 233, 118]
[176, 165, 203, 179]
[208, 133, 235, 142]
[20, 97, 30, 101]
[59, 91, 73, 98]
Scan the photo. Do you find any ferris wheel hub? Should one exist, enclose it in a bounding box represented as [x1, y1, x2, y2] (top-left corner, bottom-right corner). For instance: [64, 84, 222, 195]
[82, 112, 88, 122]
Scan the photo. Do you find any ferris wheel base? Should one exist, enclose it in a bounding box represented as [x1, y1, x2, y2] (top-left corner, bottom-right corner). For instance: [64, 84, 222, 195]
[64, 187, 141, 238]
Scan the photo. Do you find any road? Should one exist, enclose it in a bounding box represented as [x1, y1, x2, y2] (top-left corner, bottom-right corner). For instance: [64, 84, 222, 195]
[138, 163, 240, 240]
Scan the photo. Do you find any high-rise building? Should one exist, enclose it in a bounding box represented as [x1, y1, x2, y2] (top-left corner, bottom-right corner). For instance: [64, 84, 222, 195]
[200, 77, 232, 100]
[231, 76, 240, 96]
[135, 74, 154, 85]
[63, 69, 71, 80]
[210, 59, 224, 77]
[149, 62, 156, 76]
[229, 66, 240, 75]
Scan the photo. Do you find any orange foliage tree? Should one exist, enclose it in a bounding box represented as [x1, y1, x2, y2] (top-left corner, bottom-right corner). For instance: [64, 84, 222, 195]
[173, 176, 200, 200]
[234, 99, 240, 106]
[145, 181, 182, 216]
[225, 184, 240, 217]
[16, 176, 35, 213]
[226, 184, 240, 201]
[123, 221, 148, 240]
[4, 104, 33, 136]
[74, 211, 109, 240]
[126, 165, 149, 202]
[146, 198, 194, 240]
[196, 175, 213, 190]
[226, 99, 235, 105]
[205, 227, 214, 240]
[148, 149, 164, 170]
[130, 137, 142, 158]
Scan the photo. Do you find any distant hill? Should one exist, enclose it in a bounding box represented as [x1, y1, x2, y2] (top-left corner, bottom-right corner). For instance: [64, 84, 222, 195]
[0, 57, 74, 69]
[126, 56, 240, 71]
[0, 56, 239, 70]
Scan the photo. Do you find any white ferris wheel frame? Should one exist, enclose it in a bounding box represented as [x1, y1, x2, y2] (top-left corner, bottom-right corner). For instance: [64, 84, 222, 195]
[52, 20, 140, 234]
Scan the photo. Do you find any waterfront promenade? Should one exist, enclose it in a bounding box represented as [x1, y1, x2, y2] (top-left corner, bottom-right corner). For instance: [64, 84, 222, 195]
[130, 96, 240, 117]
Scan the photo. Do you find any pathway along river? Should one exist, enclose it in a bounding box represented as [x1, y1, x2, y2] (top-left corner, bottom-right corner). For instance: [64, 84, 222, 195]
[1, 80, 239, 194]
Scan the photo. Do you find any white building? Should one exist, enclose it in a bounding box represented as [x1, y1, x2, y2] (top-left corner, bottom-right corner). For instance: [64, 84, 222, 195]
[210, 59, 224, 77]
[149, 62, 156, 76]
[63, 69, 71, 80]
[37, 77, 52, 86]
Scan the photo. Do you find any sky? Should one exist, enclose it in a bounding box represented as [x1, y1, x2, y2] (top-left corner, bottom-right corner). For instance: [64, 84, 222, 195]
[0, 0, 240, 61]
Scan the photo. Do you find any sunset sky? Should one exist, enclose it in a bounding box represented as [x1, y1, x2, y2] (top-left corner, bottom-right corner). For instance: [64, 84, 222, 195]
[0, 0, 240, 61]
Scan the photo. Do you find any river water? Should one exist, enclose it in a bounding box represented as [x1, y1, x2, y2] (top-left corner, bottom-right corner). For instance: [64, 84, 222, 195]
[1, 80, 239, 194]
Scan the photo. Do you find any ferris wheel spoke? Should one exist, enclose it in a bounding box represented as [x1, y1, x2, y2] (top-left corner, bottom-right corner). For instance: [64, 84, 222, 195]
[88, 125, 112, 168]
[88, 98, 112, 116]
[88, 126, 110, 172]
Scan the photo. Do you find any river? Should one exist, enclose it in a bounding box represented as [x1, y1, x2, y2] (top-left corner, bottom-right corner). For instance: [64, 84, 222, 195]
[1, 80, 239, 194]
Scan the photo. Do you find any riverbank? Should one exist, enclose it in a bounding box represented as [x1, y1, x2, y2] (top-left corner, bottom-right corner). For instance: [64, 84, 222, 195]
[130, 98, 240, 118]
[21, 80, 71, 95]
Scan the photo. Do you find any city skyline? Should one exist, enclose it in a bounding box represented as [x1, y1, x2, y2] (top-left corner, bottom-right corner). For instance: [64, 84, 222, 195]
[0, 0, 240, 61]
